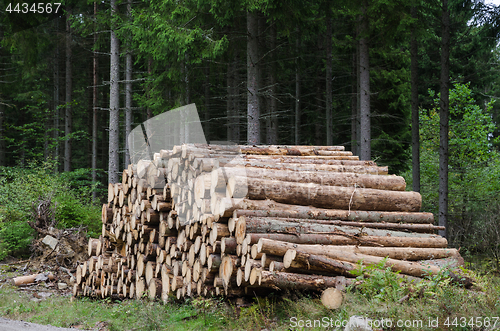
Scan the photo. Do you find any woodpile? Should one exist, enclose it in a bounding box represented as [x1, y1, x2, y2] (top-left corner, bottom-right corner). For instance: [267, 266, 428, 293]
[73, 144, 464, 302]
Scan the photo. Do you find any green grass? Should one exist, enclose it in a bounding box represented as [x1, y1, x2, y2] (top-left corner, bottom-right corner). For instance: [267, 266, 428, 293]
[1, 257, 500, 331]
[0, 270, 499, 331]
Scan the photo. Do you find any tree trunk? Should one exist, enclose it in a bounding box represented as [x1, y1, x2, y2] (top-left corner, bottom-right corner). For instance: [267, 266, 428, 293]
[351, 49, 358, 155]
[247, 11, 260, 144]
[439, 0, 450, 238]
[204, 65, 210, 142]
[92, 1, 98, 202]
[65, 8, 72, 172]
[0, 102, 4, 166]
[227, 176, 422, 212]
[326, 8, 333, 145]
[54, 19, 60, 172]
[359, 0, 370, 160]
[227, 57, 234, 141]
[411, 6, 420, 193]
[267, 21, 278, 144]
[108, 0, 120, 184]
[124, 0, 133, 168]
[295, 28, 301, 145]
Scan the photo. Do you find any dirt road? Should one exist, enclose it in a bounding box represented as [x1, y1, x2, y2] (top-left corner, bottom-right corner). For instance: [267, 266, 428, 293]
[0, 317, 83, 331]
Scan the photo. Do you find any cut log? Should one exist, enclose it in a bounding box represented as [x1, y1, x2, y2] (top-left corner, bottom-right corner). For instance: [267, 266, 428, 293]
[235, 216, 440, 245]
[216, 160, 388, 175]
[227, 177, 421, 212]
[321, 288, 343, 309]
[337, 246, 460, 261]
[257, 238, 442, 278]
[283, 249, 358, 277]
[257, 271, 352, 291]
[234, 212, 440, 232]
[222, 199, 434, 224]
[245, 233, 448, 248]
[217, 167, 406, 191]
[12, 272, 55, 286]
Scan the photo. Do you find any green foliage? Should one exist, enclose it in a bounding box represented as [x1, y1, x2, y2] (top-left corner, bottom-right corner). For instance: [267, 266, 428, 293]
[0, 162, 101, 261]
[405, 82, 500, 252]
[0, 210, 34, 260]
[348, 258, 404, 303]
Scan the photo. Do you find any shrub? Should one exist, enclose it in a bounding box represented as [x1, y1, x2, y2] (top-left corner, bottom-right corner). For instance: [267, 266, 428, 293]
[0, 162, 102, 261]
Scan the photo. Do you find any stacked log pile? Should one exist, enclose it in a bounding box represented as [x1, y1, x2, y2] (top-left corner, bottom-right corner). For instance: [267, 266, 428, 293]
[73, 144, 463, 301]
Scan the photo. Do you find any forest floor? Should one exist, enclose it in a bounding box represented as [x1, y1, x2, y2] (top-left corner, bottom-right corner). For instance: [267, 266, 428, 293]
[0, 256, 499, 331]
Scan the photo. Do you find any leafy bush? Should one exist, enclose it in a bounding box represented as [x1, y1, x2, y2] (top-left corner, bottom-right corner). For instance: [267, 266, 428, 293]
[348, 258, 404, 303]
[0, 161, 102, 261]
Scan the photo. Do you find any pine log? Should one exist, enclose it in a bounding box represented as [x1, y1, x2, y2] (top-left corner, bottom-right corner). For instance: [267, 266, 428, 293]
[216, 167, 406, 191]
[257, 238, 442, 278]
[12, 272, 56, 286]
[221, 198, 434, 224]
[321, 288, 343, 309]
[244, 233, 447, 248]
[102, 205, 113, 224]
[235, 216, 440, 245]
[234, 211, 440, 232]
[336, 246, 460, 261]
[257, 271, 352, 291]
[216, 160, 388, 175]
[283, 249, 357, 277]
[227, 177, 421, 212]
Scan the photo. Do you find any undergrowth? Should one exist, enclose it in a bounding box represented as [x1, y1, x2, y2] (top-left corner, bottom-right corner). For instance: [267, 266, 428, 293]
[0, 259, 499, 331]
[0, 161, 102, 260]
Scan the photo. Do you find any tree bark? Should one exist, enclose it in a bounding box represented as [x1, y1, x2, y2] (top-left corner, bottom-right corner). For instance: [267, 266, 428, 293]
[439, 0, 450, 238]
[411, 6, 420, 193]
[247, 11, 260, 144]
[65, 8, 73, 172]
[359, 0, 370, 160]
[108, 0, 120, 183]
